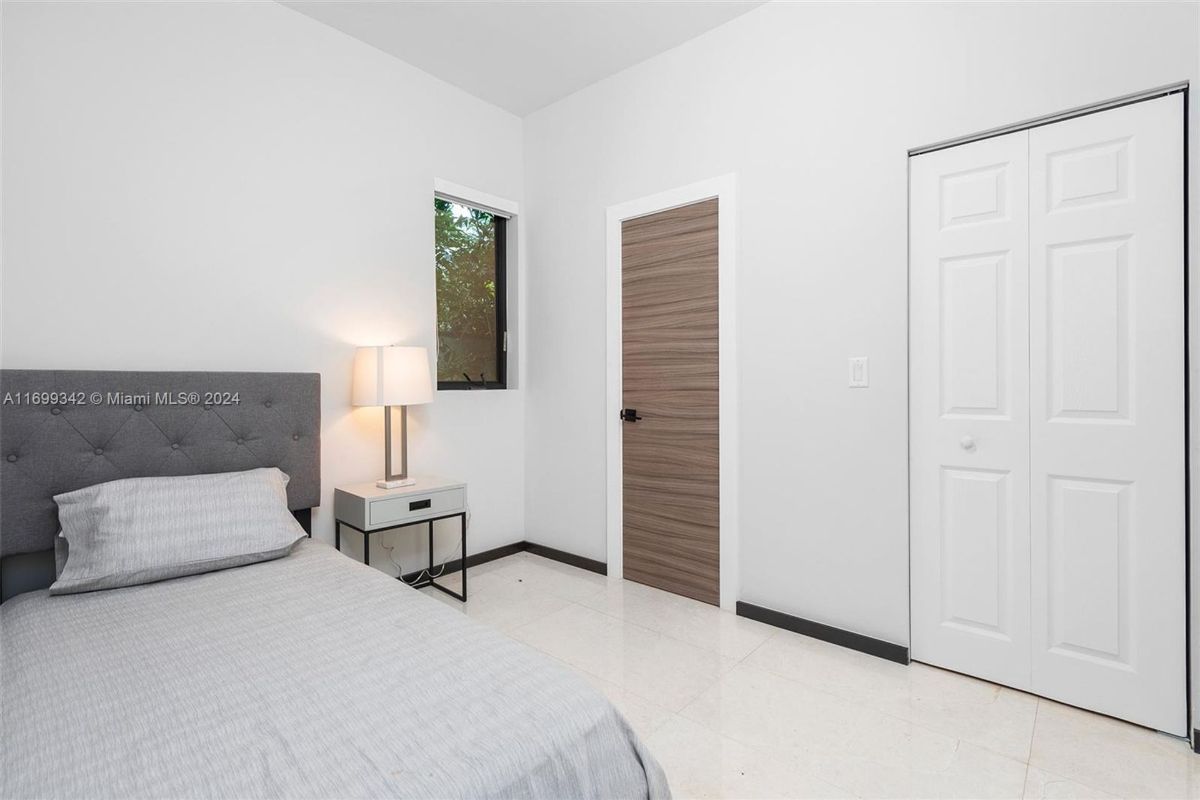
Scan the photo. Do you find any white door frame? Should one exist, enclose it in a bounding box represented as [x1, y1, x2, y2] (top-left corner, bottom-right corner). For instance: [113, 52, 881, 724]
[605, 174, 739, 610]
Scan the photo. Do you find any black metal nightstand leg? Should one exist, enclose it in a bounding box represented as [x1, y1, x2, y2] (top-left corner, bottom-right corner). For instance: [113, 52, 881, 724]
[334, 512, 467, 601]
[425, 513, 468, 603]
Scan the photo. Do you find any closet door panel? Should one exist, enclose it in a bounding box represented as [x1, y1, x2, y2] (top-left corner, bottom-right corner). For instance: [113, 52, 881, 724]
[1028, 93, 1186, 735]
[910, 131, 1032, 690]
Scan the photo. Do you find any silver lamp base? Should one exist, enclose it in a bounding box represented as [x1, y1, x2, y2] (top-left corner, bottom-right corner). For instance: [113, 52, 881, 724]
[379, 404, 415, 490]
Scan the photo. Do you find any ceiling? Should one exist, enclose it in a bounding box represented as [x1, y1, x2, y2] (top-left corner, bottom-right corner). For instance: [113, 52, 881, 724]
[279, 0, 768, 116]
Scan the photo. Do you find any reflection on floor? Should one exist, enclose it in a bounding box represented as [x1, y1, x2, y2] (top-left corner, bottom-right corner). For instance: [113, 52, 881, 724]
[423, 552, 1197, 799]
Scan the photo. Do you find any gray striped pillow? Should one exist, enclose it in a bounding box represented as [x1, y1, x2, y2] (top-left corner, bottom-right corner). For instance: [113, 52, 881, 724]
[50, 467, 305, 595]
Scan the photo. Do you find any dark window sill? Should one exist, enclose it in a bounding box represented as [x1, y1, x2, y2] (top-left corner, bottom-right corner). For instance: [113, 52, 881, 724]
[437, 382, 508, 391]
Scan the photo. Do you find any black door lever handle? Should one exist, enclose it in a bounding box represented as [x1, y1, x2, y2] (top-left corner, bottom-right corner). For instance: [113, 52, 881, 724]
[619, 408, 643, 423]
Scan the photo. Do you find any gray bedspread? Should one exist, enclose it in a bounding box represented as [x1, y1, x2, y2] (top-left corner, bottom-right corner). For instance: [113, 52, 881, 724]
[1, 540, 670, 800]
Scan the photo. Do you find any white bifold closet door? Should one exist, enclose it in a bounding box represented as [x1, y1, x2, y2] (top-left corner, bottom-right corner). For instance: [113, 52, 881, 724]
[910, 130, 1033, 691]
[910, 93, 1185, 736]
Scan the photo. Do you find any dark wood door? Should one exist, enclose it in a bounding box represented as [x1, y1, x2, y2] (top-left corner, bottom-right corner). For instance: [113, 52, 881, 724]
[621, 198, 719, 605]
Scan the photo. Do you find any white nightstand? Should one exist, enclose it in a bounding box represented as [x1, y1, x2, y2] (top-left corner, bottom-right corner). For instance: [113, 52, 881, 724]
[333, 476, 468, 600]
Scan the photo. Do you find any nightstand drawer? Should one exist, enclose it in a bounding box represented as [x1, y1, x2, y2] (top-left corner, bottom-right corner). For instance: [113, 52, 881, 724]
[369, 487, 466, 527]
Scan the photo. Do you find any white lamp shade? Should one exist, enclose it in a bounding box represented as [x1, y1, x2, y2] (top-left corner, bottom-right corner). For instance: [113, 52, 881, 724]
[352, 346, 433, 407]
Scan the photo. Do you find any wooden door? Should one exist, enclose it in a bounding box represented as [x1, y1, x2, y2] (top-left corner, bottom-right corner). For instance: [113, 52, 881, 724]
[910, 130, 1033, 690]
[621, 198, 719, 605]
[1028, 94, 1185, 735]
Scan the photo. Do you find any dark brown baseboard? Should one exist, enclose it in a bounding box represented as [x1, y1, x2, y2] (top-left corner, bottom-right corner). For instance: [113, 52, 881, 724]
[400, 540, 606, 585]
[523, 542, 607, 575]
[402, 547, 911, 668]
[736, 601, 910, 665]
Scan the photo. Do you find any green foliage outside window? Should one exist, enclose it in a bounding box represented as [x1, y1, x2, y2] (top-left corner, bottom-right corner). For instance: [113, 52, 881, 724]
[435, 198, 500, 385]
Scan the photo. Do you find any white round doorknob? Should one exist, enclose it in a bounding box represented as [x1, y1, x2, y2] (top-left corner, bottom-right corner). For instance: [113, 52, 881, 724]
[960, 435, 976, 451]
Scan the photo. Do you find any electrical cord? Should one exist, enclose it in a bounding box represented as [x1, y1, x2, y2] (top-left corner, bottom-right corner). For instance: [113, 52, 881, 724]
[380, 509, 470, 586]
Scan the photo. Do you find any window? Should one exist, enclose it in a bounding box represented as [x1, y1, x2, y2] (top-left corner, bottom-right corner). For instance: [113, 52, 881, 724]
[434, 197, 507, 389]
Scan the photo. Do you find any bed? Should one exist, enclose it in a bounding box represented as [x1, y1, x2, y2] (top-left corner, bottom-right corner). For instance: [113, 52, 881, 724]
[0, 370, 669, 800]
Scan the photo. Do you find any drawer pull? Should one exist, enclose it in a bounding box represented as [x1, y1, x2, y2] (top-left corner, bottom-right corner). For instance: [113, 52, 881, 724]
[409, 498, 432, 511]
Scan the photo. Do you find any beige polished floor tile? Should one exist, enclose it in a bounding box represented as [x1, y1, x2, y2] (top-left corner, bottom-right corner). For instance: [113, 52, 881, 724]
[481, 554, 609, 603]
[415, 553, 529, 603]
[743, 622, 914, 700]
[423, 554, 1198, 800]
[510, 603, 737, 712]
[1022, 766, 1120, 799]
[1029, 700, 1197, 799]
[575, 670, 676, 740]
[896, 664, 1038, 762]
[679, 662, 1027, 798]
[647, 715, 856, 800]
[679, 662, 876, 755]
[422, 581, 574, 631]
[812, 711, 1028, 800]
[420, 553, 574, 631]
[746, 631, 1038, 761]
[581, 579, 776, 660]
[439, 568, 520, 597]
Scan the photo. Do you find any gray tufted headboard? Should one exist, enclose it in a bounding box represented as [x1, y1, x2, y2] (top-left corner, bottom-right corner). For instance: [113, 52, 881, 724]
[0, 370, 321, 600]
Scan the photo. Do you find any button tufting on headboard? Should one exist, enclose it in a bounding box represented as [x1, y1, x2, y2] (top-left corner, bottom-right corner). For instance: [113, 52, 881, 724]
[0, 370, 321, 560]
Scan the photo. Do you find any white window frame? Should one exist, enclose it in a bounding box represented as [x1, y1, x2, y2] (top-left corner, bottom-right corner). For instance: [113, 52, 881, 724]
[433, 178, 522, 390]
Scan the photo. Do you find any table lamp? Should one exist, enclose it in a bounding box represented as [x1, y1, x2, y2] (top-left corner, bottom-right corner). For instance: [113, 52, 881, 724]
[353, 345, 433, 489]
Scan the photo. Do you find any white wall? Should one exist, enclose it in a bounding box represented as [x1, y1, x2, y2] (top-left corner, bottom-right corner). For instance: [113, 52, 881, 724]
[522, 1, 1200, 647]
[1, 0, 526, 568]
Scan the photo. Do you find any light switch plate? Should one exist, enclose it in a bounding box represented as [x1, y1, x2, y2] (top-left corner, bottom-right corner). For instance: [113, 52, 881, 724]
[848, 356, 869, 388]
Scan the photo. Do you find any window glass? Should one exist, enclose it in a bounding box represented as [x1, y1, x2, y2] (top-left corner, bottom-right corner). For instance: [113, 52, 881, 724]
[435, 198, 505, 387]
